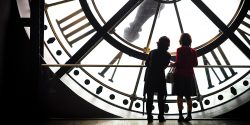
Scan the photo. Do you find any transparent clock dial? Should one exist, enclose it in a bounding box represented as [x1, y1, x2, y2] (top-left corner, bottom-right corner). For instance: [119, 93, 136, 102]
[42, 0, 250, 118]
[88, 0, 241, 53]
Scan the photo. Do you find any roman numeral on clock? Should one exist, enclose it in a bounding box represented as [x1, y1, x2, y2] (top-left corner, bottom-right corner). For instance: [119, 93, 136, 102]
[192, 0, 250, 59]
[202, 46, 237, 89]
[55, 0, 142, 77]
[56, 9, 95, 47]
[236, 13, 250, 48]
[98, 52, 123, 82]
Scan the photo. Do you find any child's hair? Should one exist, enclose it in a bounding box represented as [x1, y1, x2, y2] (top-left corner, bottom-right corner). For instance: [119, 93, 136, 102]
[179, 33, 192, 46]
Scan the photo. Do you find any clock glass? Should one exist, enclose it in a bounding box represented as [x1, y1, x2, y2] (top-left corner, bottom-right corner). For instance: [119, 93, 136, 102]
[37, 0, 250, 118]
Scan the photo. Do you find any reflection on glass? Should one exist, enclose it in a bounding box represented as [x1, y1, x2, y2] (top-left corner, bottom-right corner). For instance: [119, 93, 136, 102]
[123, 0, 164, 42]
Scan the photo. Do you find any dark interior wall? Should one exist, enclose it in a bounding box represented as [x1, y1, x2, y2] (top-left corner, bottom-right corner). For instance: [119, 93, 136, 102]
[1, 0, 250, 122]
[0, 0, 117, 121]
[42, 67, 119, 118]
[0, 0, 10, 96]
[1, 1, 41, 124]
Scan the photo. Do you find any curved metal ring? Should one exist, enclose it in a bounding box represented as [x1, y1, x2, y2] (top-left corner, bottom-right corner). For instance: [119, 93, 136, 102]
[153, 0, 181, 4]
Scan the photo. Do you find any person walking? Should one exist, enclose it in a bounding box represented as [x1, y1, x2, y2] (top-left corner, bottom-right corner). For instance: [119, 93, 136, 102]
[143, 36, 171, 123]
[171, 33, 198, 122]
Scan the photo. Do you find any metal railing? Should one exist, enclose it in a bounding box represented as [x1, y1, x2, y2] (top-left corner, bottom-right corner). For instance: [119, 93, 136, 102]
[41, 64, 250, 68]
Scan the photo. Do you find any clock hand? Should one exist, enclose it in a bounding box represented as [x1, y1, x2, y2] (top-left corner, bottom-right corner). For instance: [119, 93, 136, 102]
[146, 1, 162, 48]
[191, 0, 250, 59]
[56, 0, 143, 77]
[88, 0, 146, 53]
[173, 0, 184, 33]
[83, 0, 147, 60]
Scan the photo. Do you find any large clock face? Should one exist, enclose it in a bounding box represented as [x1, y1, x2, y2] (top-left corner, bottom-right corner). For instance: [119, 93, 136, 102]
[18, 0, 250, 118]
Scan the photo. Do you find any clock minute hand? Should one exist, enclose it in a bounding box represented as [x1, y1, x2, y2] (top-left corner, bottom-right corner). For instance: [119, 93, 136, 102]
[145, 1, 162, 49]
[56, 0, 142, 77]
[173, 0, 184, 33]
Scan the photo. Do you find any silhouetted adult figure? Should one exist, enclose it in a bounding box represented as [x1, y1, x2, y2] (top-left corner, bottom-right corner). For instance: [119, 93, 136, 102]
[143, 36, 171, 123]
[171, 33, 198, 122]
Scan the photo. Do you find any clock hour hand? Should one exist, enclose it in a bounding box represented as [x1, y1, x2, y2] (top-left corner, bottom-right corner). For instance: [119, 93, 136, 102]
[123, 0, 165, 42]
